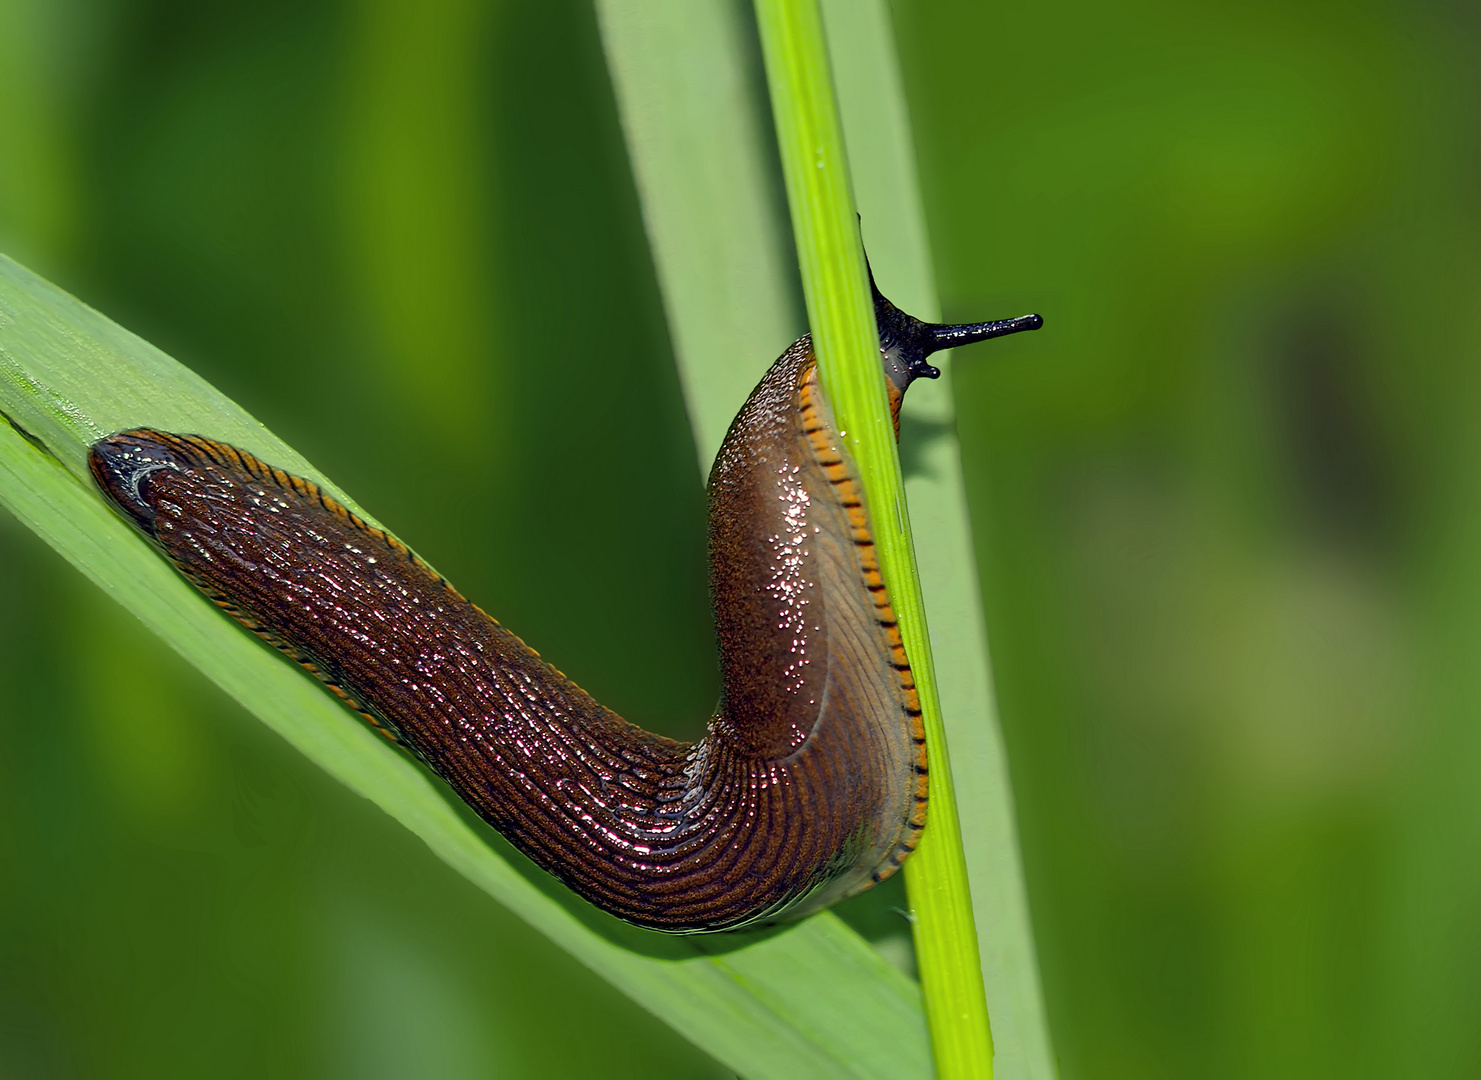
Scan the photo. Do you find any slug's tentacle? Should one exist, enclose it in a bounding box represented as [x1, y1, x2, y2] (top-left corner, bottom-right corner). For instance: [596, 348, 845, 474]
[89, 292, 1040, 933]
[869, 269, 1044, 434]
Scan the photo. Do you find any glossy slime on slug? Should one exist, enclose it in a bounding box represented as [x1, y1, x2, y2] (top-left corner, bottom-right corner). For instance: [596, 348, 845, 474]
[89, 281, 1041, 933]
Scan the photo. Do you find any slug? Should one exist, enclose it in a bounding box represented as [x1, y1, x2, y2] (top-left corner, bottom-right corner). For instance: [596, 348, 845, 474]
[89, 282, 1041, 933]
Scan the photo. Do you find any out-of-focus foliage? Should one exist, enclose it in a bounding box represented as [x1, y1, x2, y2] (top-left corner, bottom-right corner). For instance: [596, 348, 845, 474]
[895, 0, 1481, 1076]
[1, 0, 1477, 1077]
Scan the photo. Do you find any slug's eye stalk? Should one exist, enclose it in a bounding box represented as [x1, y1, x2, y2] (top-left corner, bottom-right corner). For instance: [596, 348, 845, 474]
[867, 264, 1043, 433]
[925, 312, 1045, 352]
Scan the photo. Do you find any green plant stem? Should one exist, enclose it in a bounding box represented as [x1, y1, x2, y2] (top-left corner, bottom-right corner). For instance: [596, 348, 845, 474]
[752, 2, 995, 1076]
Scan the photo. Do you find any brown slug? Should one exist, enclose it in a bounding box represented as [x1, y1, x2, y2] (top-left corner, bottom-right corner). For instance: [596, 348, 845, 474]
[88, 282, 1041, 933]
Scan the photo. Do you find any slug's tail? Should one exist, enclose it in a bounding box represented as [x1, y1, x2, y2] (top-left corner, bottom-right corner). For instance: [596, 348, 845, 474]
[89, 429, 195, 533]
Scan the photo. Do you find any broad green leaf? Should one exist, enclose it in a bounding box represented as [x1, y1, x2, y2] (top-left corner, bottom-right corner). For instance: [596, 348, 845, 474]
[0, 247, 931, 1079]
[594, 0, 802, 468]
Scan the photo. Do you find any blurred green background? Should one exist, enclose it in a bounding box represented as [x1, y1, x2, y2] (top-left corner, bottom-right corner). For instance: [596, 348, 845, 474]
[2, 0, 1477, 1076]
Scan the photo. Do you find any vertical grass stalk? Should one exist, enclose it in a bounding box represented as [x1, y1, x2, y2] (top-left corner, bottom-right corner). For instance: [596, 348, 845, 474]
[752, 1, 995, 1075]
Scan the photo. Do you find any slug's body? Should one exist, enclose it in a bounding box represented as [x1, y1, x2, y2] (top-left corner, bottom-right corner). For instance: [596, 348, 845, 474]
[90, 285, 1040, 933]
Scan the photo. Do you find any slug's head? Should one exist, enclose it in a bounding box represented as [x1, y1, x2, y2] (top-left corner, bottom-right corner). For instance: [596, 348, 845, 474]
[870, 267, 1043, 433]
[89, 428, 192, 534]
